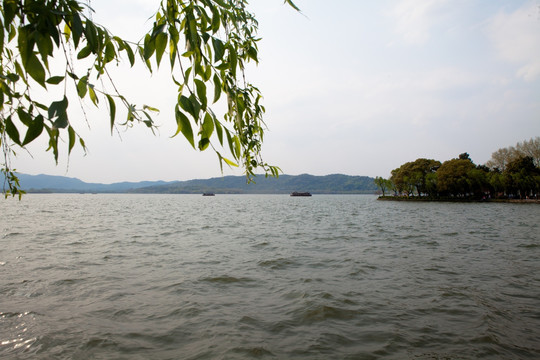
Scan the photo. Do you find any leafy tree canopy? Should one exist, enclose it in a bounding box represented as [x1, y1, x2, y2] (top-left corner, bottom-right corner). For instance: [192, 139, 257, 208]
[1, 0, 298, 197]
[486, 136, 540, 171]
[382, 144, 540, 199]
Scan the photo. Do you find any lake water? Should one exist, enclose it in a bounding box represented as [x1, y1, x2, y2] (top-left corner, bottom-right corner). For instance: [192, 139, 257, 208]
[1, 194, 539, 359]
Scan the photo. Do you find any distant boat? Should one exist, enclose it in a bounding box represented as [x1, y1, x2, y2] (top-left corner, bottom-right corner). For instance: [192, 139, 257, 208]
[202, 193, 215, 196]
[290, 192, 312, 197]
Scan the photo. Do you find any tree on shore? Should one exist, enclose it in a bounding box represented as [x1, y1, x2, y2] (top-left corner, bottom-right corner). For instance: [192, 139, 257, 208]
[374, 176, 391, 196]
[515, 137, 540, 168]
[504, 156, 539, 199]
[390, 158, 441, 197]
[436, 158, 476, 197]
[486, 137, 540, 171]
[1, 0, 299, 197]
[381, 139, 540, 200]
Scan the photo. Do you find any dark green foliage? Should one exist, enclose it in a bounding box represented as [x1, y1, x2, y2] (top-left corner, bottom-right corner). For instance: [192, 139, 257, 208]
[436, 158, 476, 197]
[384, 146, 540, 200]
[390, 158, 441, 197]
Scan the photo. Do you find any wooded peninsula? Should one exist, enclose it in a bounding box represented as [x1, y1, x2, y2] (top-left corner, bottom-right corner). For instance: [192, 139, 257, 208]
[375, 137, 540, 202]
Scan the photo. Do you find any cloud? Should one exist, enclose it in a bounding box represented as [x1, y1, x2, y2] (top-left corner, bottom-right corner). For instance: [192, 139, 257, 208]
[389, 0, 451, 45]
[486, 2, 540, 81]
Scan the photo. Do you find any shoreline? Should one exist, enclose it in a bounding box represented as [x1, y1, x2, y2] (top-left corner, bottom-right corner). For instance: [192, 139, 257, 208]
[377, 196, 540, 204]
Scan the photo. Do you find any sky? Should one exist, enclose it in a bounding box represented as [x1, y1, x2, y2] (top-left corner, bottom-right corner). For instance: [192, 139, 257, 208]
[13, 0, 540, 183]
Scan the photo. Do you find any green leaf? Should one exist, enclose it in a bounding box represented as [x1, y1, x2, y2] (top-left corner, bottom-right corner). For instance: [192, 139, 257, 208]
[143, 34, 155, 61]
[225, 128, 235, 158]
[173, 106, 195, 148]
[229, 45, 238, 77]
[211, 10, 221, 33]
[36, 33, 53, 63]
[201, 113, 214, 138]
[104, 42, 116, 63]
[68, 126, 76, 155]
[214, 118, 224, 145]
[88, 85, 98, 106]
[213, 74, 221, 103]
[49, 96, 69, 129]
[67, 72, 79, 80]
[179, 95, 195, 119]
[233, 135, 241, 158]
[6, 73, 19, 82]
[155, 32, 168, 67]
[213, 0, 232, 9]
[16, 108, 32, 126]
[106, 94, 116, 133]
[212, 38, 225, 62]
[77, 76, 88, 98]
[124, 43, 135, 66]
[188, 18, 198, 46]
[168, 26, 179, 68]
[46, 76, 64, 85]
[77, 46, 92, 59]
[223, 157, 239, 167]
[247, 46, 258, 62]
[25, 52, 46, 87]
[46, 127, 60, 163]
[143, 105, 160, 112]
[85, 20, 98, 52]
[284, 0, 301, 11]
[184, 66, 192, 80]
[79, 137, 86, 151]
[64, 23, 71, 42]
[22, 115, 44, 146]
[194, 79, 207, 108]
[198, 138, 210, 151]
[0, 18, 3, 55]
[189, 94, 201, 121]
[203, 65, 212, 82]
[5, 116, 21, 146]
[15, 61, 25, 80]
[71, 13, 84, 48]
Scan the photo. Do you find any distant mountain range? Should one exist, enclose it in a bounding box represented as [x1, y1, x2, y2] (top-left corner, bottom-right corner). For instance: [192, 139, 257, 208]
[16, 173, 377, 194]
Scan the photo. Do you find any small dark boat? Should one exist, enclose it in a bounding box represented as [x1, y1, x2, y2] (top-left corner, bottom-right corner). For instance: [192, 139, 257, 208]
[202, 193, 215, 196]
[290, 192, 312, 197]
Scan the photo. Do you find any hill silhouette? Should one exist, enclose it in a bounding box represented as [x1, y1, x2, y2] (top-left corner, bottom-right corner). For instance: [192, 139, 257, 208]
[18, 173, 377, 194]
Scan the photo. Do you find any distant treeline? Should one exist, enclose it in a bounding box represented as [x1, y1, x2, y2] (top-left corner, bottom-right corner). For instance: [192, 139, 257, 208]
[375, 137, 540, 200]
[130, 174, 378, 194]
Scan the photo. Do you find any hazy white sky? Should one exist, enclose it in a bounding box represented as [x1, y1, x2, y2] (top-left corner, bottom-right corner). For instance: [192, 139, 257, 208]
[14, 0, 540, 183]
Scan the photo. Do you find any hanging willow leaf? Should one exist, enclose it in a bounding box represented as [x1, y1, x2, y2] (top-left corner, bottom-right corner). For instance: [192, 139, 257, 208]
[194, 79, 207, 108]
[25, 52, 46, 87]
[68, 126, 76, 155]
[77, 76, 88, 98]
[174, 105, 195, 148]
[46, 76, 64, 84]
[179, 95, 195, 118]
[155, 32, 168, 67]
[212, 37, 225, 62]
[222, 157, 239, 167]
[106, 94, 116, 133]
[284, 0, 301, 12]
[88, 85, 98, 105]
[214, 117, 224, 146]
[5, 116, 21, 146]
[77, 45, 91, 59]
[22, 115, 44, 146]
[104, 42, 116, 63]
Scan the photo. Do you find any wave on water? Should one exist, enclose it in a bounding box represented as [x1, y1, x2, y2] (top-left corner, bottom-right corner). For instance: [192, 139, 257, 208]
[1, 194, 539, 359]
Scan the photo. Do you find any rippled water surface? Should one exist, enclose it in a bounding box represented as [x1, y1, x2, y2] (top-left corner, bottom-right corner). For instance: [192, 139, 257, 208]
[1, 194, 539, 359]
